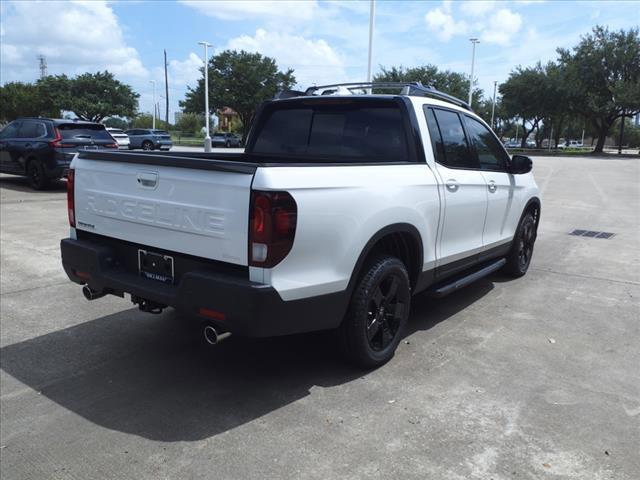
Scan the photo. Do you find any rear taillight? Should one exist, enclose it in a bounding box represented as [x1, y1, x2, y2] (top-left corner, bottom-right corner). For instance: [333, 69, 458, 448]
[49, 128, 73, 148]
[105, 143, 119, 148]
[67, 169, 75, 227]
[248, 191, 297, 268]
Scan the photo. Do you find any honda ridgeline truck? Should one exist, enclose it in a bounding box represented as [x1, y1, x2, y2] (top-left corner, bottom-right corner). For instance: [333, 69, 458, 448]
[61, 82, 540, 368]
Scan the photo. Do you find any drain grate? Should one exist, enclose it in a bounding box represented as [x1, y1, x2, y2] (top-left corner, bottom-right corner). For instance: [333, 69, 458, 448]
[569, 229, 615, 239]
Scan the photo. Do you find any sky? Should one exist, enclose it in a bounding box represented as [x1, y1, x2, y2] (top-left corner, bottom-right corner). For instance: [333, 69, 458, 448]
[1, 0, 638, 122]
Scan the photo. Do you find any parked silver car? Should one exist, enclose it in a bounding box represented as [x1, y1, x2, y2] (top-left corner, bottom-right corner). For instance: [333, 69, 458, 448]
[124, 129, 172, 150]
[106, 128, 130, 148]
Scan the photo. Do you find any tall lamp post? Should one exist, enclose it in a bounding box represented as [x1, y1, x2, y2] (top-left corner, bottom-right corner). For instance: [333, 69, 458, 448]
[149, 80, 156, 129]
[198, 41, 213, 153]
[367, 0, 375, 83]
[490, 80, 497, 128]
[468, 38, 480, 106]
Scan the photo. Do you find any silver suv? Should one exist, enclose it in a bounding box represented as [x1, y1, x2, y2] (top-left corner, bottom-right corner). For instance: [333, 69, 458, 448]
[124, 129, 173, 151]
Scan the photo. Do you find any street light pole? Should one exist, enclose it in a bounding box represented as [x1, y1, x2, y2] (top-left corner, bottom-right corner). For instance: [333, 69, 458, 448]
[150, 80, 156, 129]
[490, 80, 497, 129]
[468, 38, 479, 106]
[367, 0, 375, 83]
[198, 41, 213, 153]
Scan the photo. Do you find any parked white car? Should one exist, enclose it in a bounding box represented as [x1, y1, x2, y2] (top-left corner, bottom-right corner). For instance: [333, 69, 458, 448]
[61, 82, 541, 368]
[106, 128, 130, 148]
[559, 140, 583, 149]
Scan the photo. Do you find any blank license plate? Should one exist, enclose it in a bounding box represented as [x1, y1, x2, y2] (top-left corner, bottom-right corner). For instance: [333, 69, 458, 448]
[138, 249, 174, 284]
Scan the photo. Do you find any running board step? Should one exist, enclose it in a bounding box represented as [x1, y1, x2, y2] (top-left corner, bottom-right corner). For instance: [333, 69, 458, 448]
[428, 258, 506, 298]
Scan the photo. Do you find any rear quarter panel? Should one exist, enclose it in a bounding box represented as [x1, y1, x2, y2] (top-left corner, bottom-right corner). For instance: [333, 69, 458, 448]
[251, 164, 441, 301]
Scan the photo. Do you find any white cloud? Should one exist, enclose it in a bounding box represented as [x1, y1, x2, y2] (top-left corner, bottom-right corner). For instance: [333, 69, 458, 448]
[179, 0, 317, 21]
[481, 9, 523, 46]
[460, 1, 496, 17]
[0, 0, 147, 83]
[168, 52, 203, 88]
[425, 7, 468, 42]
[221, 29, 346, 87]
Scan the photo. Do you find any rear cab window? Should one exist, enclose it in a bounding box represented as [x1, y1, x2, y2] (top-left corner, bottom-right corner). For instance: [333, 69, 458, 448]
[249, 98, 415, 163]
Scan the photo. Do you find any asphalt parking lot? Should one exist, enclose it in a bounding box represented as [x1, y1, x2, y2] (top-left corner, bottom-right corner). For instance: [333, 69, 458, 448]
[1, 154, 639, 479]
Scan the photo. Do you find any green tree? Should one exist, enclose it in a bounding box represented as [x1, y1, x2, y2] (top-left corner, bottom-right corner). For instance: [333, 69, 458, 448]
[0, 81, 61, 121]
[103, 117, 129, 129]
[500, 64, 549, 148]
[131, 114, 170, 130]
[176, 112, 203, 135]
[374, 65, 483, 109]
[181, 50, 296, 138]
[558, 26, 640, 152]
[69, 71, 139, 122]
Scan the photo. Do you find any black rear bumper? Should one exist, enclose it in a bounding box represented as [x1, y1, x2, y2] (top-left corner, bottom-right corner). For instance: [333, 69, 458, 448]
[60, 238, 348, 337]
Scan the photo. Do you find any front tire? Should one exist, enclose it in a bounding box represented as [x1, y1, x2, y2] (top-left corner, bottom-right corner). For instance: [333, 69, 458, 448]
[339, 256, 411, 369]
[503, 212, 536, 277]
[26, 160, 49, 190]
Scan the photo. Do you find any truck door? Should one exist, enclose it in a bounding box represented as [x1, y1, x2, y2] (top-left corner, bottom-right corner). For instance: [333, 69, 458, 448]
[424, 107, 487, 277]
[463, 114, 520, 251]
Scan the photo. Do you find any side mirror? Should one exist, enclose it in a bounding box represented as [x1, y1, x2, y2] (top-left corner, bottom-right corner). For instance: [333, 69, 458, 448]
[509, 154, 532, 174]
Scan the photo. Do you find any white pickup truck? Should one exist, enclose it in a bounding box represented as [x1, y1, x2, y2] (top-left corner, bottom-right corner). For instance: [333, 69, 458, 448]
[61, 82, 540, 368]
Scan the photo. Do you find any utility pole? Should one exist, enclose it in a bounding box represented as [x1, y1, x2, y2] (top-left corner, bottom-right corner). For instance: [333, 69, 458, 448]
[468, 38, 479, 106]
[548, 123, 553, 151]
[198, 41, 213, 152]
[37, 55, 47, 79]
[150, 80, 156, 129]
[164, 49, 169, 126]
[490, 80, 497, 129]
[367, 0, 376, 83]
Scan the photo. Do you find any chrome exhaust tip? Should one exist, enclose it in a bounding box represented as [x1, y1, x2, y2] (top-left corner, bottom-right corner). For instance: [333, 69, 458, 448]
[82, 285, 106, 301]
[203, 325, 231, 345]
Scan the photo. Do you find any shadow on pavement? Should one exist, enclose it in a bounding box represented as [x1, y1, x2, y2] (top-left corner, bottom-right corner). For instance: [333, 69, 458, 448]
[0, 278, 494, 442]
[0, 175, 67, 193]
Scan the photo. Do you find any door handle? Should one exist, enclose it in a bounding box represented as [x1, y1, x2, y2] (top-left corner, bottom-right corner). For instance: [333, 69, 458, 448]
[487, 180, 497, 193]
[445, 179, 459, 192]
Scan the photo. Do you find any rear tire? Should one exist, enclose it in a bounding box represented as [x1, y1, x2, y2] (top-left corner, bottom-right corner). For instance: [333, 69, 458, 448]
[142, 141, 154, 151]
[339, 255, 411, 369]
[503, 212, 536, 277]
[26, 160, 49, 190]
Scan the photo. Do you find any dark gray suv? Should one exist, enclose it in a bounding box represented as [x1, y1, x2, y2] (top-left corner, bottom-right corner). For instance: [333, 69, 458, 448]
[125, 129, 173, 150]
[0, 118, 118, 189]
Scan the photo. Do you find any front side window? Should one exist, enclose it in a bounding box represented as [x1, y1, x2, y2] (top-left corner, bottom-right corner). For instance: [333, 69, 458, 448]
[464, 116, 509, 171]
[431, 108, 477, 169]
[0, 121, 20, 139]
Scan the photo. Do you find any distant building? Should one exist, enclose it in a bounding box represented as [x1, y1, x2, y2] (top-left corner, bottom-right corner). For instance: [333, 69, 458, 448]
[217, 107, 239, 132]
[174, 111, 183, 124]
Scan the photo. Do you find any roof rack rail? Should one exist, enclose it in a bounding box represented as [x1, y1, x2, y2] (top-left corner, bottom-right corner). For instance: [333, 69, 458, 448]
[278, 81, 472, 111]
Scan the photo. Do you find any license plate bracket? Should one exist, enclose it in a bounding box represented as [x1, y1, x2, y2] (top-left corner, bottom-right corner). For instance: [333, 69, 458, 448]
[138, 249, 174, 284]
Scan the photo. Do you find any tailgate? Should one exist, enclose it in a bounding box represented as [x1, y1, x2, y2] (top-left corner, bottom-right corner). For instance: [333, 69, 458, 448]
[72, 152, 256, 265]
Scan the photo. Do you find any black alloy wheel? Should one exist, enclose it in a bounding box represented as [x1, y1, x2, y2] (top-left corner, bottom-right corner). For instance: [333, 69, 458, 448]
[339, 255, 411, 368]
[27, 160, 48, 190]
[504, 212, 536, 277]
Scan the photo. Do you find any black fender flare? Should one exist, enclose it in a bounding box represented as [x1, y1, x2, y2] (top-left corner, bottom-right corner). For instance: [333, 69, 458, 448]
[345, 223, 424, 296]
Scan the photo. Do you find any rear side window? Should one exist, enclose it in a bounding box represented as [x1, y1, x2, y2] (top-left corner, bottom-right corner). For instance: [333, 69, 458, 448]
[464, 115, 509, 171]
[252, 102, 410, 162]
[18, 121, 43, 138]
[427, 108, 477, 169]
[58, 124, 112, 140]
